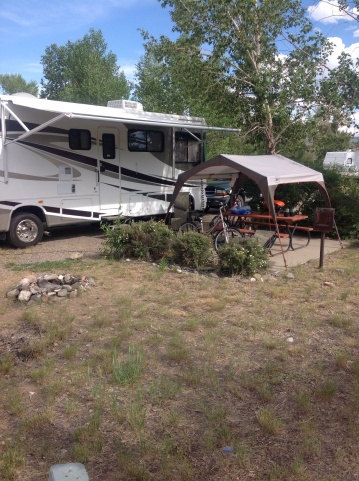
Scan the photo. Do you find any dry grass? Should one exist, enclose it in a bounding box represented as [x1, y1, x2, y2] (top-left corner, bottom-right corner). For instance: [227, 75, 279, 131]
[1, 243, 359, 480]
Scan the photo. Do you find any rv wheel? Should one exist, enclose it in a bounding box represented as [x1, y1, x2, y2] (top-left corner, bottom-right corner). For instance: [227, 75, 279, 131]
[7, 213, 44, 248]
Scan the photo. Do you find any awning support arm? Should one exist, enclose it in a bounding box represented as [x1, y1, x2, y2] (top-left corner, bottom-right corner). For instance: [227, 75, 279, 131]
[4, 112, 68, 146]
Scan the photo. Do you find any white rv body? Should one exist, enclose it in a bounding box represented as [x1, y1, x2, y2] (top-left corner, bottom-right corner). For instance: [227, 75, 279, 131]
[0, 94, 237, 247]
[323, 151, 359, 172]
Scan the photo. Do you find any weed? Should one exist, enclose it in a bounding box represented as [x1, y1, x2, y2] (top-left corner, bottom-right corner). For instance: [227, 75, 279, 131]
[71, 444, 90, 463]
[128, 398, 147, 451]
[0, 442, 25, 480]
[22, 308, 42, 330]
[149, 376, 182, 403]
[295, 391, 312, 413]
[166, 335, 189, 363]
[74, 407, 103, 458]
[0, 353, 15, 375]
[93, 313, 112, 327]
[328, 315, 352, 329]
[21, 409, 53, 433]
[256, 408, 283, 435]
[5, 388, 24, 416]
[300, 420, 321, 457]
[181, 317, 200, 331]
[63, 345, 78, 359]
[112, 344, 142, 384]
[30, 364, 53, 383]
[315, 380, 337, 401]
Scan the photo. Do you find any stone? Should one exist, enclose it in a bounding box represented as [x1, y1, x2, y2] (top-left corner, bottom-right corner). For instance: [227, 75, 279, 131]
[16, 278, 31, 290]
[70, 252, 83, 259]
[57, 289, 69, 297]
[286, 273, 295, 279]
[44, 274, 60, 282]
[38, 279, 58, 290]
[323, 281, 334, 287]
[18, 290, 32, 302]
[6, 289, 20, 299]
[7, 272, 95, 303]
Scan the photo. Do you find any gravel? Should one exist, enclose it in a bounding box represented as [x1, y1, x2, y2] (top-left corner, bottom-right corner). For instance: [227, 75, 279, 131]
[0, 224, 106, 276]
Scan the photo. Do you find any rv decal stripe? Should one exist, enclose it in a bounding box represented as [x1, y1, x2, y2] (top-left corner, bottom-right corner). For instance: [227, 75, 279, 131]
[0, 201, 21, 207]
[121, 167, 176, 187]
[62, 208, 92, 218]
[44, 205, 101, 218]
[19, 141, 97, 167]
[3, 119, 69, 135]
[44, 206, 60, 214]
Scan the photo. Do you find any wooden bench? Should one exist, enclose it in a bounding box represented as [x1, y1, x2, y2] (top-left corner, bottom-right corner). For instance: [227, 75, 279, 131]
[238, 228, 255, 236]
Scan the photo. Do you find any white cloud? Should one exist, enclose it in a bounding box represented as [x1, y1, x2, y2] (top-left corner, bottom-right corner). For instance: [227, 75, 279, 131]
[308, 0, 358, 24]
[354, 29, 359, 38]
[327, 36, 359, 68]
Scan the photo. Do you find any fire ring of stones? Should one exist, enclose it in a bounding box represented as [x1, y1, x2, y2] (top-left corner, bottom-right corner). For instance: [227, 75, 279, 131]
[6, 274, 96, 304]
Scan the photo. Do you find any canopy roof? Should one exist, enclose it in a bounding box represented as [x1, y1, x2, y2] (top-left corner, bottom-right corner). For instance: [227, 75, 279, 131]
[169, 154, 331, 219]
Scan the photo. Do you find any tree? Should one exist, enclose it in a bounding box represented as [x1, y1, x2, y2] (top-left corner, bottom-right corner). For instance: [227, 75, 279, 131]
[40, 29, 131, 105]
[338, 1, 359, 21]
[135, 0, 357, 155]
[0, 74, 38, 96]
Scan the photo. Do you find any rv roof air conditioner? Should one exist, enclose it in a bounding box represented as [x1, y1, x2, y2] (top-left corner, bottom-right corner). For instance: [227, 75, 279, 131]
[107, 99, 144, 111]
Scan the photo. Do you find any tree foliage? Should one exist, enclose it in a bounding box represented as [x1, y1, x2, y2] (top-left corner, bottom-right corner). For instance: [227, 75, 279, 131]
[135, 0, 358, 155]
[0, 74, 38, 96]
[40, 29, 131, 105]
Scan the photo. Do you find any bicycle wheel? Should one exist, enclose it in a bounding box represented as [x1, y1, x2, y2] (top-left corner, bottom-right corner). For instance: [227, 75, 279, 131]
[178, 222, 200, 234]
[214, 227, 243, 251]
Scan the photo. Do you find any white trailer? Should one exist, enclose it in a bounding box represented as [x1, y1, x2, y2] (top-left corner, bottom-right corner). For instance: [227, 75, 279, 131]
[0, 93, 237, 247]
[323, 150, 359, 172]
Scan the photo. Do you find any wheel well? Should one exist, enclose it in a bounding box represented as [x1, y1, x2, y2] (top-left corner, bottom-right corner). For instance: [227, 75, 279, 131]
[11, 206, 46, 223]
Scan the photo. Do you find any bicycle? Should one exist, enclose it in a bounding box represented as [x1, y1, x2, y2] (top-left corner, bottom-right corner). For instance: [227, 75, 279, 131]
[178, 204, 243, 252]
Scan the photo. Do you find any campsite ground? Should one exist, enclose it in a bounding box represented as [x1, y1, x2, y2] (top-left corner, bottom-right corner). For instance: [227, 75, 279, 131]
[0, 229, 359, 481]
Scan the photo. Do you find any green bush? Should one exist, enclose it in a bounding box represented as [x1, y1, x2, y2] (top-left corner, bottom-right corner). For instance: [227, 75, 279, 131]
[172, 231, 211, 269]
[101, 219, 174, 261]
[218, 238, 268, 276]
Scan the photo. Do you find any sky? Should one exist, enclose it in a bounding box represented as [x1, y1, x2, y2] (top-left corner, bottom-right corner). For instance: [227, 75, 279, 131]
[0, 0, 358, 134]
[0, 0, 358, 85]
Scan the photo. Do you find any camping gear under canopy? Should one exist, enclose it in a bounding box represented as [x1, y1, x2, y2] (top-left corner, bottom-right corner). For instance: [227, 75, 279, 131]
[168, 154, 331, 220]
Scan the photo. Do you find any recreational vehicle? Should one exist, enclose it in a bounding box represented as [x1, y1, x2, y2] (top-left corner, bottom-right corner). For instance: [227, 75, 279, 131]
[323, 151, 359, 172]
[0, 94, 237, 247]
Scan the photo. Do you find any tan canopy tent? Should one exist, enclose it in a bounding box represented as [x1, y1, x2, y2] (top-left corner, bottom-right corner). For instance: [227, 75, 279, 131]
[167, 154, 331, 220]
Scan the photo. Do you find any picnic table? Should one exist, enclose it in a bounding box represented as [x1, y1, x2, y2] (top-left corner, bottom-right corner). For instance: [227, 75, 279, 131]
[223, 210, 312, 253]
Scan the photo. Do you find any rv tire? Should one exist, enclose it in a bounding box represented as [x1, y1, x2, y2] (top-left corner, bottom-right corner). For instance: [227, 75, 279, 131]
[7, 213, 44, 248]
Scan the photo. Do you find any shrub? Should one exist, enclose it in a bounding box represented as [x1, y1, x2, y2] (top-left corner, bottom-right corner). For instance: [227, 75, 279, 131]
[172, 231, 211, 269]
[101, 218, 174, 261]
[218, 238, 268, 276]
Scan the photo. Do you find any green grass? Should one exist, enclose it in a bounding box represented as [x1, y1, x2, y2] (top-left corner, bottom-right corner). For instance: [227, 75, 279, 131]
[112, 344, 142, 384]
[4, 259, 83, 271]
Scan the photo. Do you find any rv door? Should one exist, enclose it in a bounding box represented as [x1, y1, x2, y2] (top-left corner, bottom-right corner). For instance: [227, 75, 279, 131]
[97, 127, 121, 212]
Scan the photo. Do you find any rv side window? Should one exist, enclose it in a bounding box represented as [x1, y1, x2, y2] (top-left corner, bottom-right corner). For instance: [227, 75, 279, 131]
[347, 158, 353, 165]
[128, 130, 164, 152]
[69, 129, 91, 150]
[175, 132, 202, 163]
[102, 133, 116, 159]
